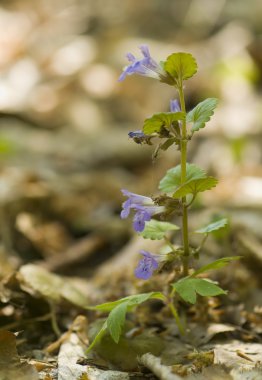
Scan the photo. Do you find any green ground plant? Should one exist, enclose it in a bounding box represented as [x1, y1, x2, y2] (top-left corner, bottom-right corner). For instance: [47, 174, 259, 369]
[87, 46, 240, 352]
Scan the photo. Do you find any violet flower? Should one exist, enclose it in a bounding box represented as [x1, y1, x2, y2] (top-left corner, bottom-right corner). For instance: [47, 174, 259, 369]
[128, 130, 153, 145]
[121, 189, 165, 232]
[128, 130, 145, 139]
[134, 250, 159, 280]
[170, 99, 181, 113]
[118, 45, 167, 82]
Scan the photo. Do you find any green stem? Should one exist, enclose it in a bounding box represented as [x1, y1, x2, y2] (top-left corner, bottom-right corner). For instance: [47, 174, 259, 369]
[178, 85, 190, 276]
[168, 302, 185, 335]
[48, 301, 61, 337]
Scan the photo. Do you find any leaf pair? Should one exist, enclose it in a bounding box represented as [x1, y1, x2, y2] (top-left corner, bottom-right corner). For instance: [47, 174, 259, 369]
[143, 54, 217, 149]
[173, 277, 226, 304]
[172, 256, 240, 304]
[86, 292, 165, 351]
[143, 97, 218, 139]
[159, 163, 218, 198]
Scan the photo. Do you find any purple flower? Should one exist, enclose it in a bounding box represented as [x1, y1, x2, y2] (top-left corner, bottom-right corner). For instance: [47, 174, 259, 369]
[128, 130, 145, 139]
[118, 45, 167, 82]
[128, 130, 153, 145]
[135, 250, 159, 280]
[132, 206, 152, 232]
[120, 189, 165, 232]
[170, 99, 181, 113]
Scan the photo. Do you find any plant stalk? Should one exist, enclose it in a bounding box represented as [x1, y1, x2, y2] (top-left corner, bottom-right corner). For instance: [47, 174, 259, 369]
[168, 302, 185, 335]
[178, 85, 190, 276]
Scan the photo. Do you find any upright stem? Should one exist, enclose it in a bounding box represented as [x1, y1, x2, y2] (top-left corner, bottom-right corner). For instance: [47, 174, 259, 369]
[178, 85, 189, 276]
[168, 302, 185, 335]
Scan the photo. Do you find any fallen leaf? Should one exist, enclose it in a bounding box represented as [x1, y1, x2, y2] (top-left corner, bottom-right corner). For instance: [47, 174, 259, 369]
[18, 264, 89, 307]
[0, 330, 38, 380]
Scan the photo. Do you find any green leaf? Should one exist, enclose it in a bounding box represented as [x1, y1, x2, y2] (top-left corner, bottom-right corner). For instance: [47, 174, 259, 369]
[194, 279, 227, 297]
[173, 278, 197, 304]
[187, 98, 218, 132]
[173, 278, 227, 304]
[164, 52, 198, 82]
[88, 292, 165, 312]
[86, 292, 166, 351]
[143, 112, 185, 134]
[194, 218, 228, 234]
[172, 177, 218, 198]
[153, 138, 180, 161]
[140, 220, 180, 240]
[159, 163, 206, 193]
[125, 292, 166, 307]
[107, 302, 128, 343]
[86, 320, 107, 353]
[160, 138, 180, 151]
[192, 256, 242, 277]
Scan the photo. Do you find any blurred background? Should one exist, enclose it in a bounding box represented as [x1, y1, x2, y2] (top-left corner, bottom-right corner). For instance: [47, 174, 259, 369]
[0, 0, 261, 278]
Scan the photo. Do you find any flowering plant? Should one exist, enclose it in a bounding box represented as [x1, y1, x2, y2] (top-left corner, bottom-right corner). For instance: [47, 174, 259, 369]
[87, 46, 240, 350]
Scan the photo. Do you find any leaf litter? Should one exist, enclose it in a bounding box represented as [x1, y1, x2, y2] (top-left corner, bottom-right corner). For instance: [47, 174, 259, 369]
[0, 2, 261, 379]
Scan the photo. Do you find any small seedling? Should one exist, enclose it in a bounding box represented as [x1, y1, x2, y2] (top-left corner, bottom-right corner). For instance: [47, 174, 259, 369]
[87, 45, 240, 351]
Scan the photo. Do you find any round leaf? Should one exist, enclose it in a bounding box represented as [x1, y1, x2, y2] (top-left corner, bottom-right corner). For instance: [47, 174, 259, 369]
[164, 53, 198, 82]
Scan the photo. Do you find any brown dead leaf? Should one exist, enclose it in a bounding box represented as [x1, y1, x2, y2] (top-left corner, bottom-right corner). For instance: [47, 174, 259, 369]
[187, 323, 236, 346]
[0, 330, 38, 380]
[206, 340, 262, 370]
[18, 264, 89, 308]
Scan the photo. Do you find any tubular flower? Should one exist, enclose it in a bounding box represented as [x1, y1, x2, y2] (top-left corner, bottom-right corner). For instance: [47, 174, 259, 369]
[128, 130, 145, 139]
[134, 250, 159, 280]
[120, 189, 165, 232]
[128, 130, 153, 145]
[170, 99, 181, 113]
[118, 45, 167, 82]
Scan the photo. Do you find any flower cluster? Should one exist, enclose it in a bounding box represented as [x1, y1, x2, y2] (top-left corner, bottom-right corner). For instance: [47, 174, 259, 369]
[119, 47, 183, 281]
[121, 189, 165, 232]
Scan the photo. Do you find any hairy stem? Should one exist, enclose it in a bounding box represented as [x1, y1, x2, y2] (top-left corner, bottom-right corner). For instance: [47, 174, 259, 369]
[178, 85, 190, 276]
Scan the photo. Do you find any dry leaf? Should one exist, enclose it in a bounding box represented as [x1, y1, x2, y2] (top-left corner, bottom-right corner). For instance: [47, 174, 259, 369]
[0, 330, 38, 380]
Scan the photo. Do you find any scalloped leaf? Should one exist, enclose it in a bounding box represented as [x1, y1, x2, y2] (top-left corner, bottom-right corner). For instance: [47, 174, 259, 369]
[140, 220, 180, 240]
[159, 163, 206, 193]
[173, 278, 227, 304]
[192, 256, 242, 277]
[143, 112, 185, 134]
[164, 52, 198, 82]
[172, 177, 218, 198]
[187, 98, 218, 132]
[194, 218, 228, 234]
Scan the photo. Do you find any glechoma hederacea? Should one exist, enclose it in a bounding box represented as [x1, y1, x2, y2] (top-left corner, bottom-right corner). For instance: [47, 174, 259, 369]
[86, 45, 240, 350]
